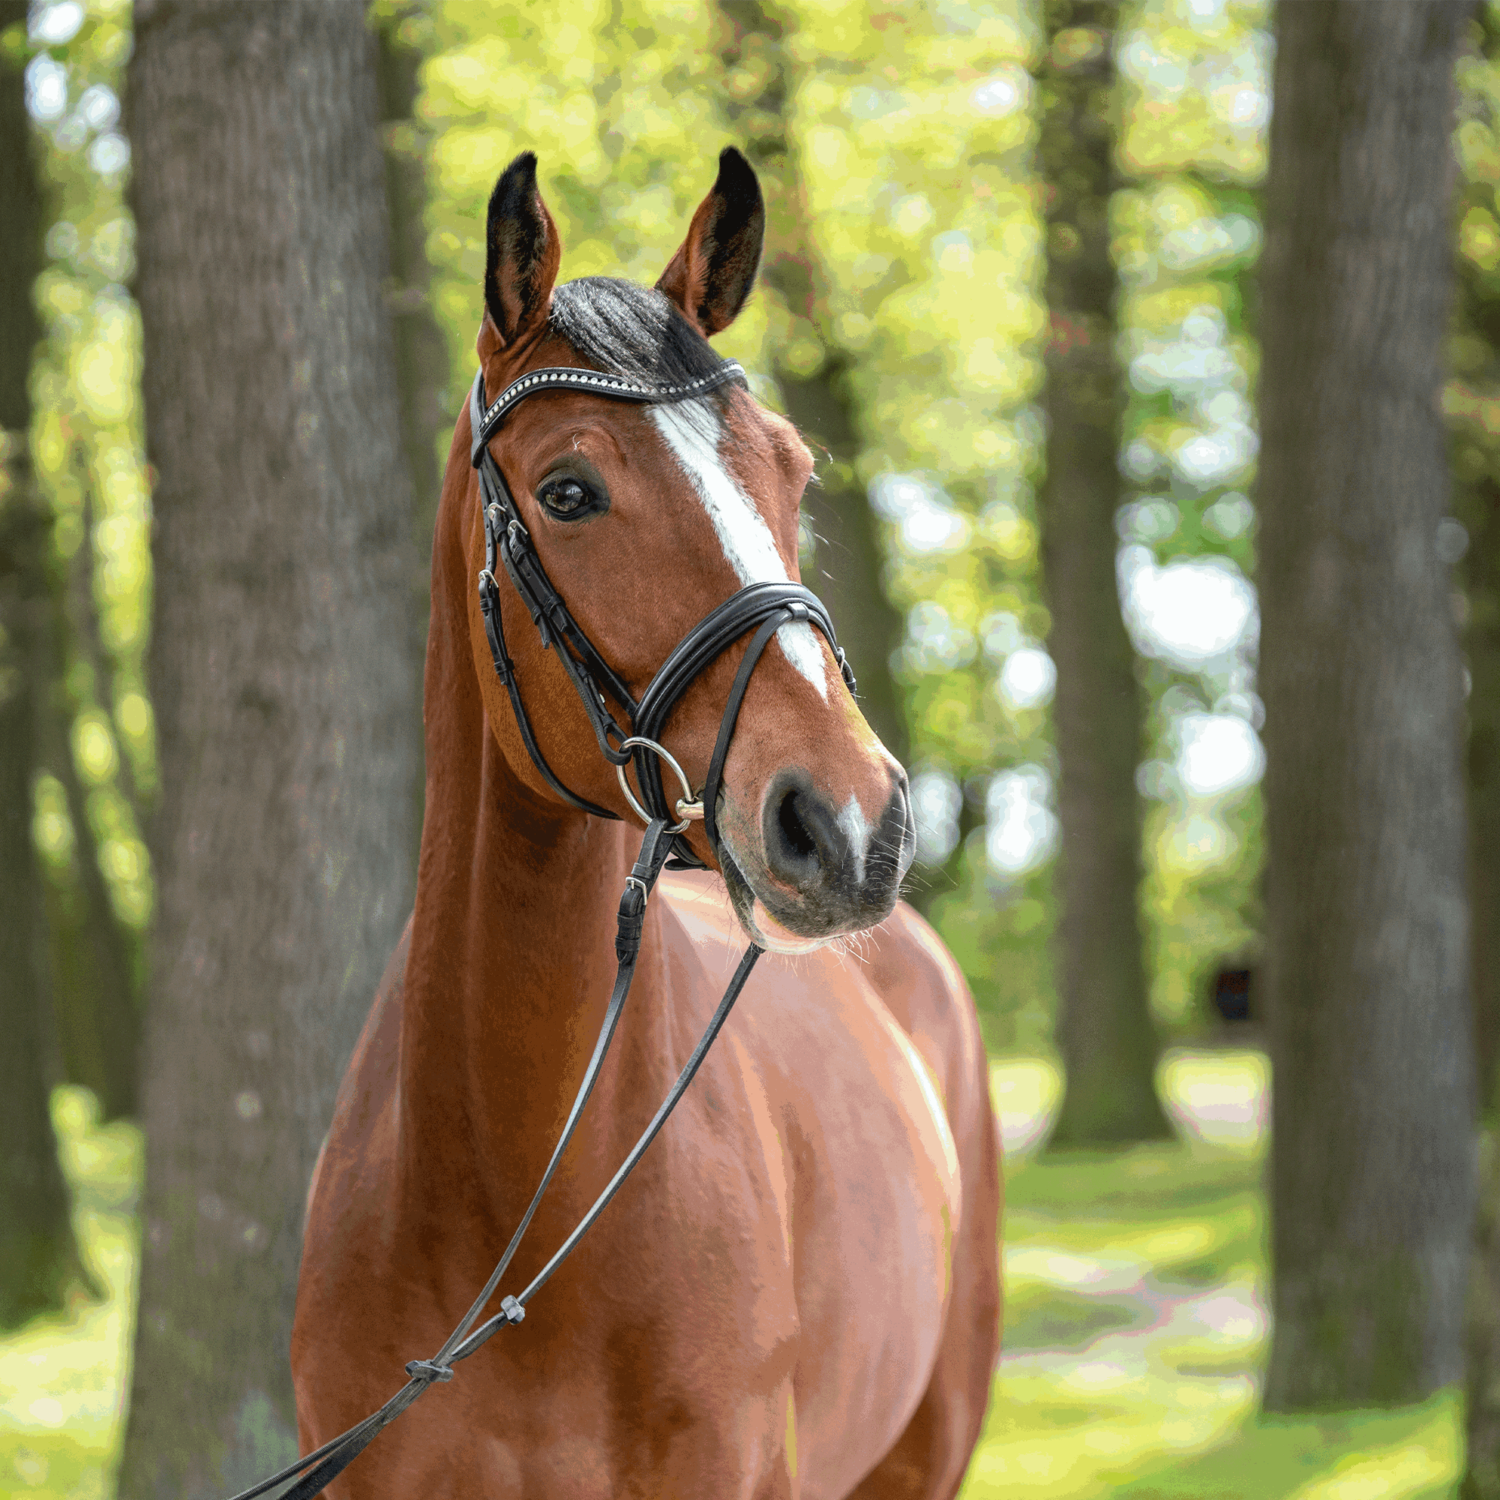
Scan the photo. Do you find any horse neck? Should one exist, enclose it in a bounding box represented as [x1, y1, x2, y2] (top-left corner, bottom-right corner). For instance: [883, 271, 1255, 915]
[396, 451, 661, 1224]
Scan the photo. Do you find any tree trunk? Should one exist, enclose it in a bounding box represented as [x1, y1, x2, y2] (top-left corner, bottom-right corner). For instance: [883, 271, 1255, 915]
[41, 521, 142, 1120]
[1037, 0, 1170, 1146]
[0, 457, 92, 1331]
[118, 3, 421, 1493]
[37, 673, 141, 1122]
[0, 0, 91, 1330]
[714, 0, 909, 768]
[1259, 0, 1473, 1411]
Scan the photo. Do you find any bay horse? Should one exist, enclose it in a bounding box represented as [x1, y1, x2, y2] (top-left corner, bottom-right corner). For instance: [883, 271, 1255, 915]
[292, 147, 1000, 1499]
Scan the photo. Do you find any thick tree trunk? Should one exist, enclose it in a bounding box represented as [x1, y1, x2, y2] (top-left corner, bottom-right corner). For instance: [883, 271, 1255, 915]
[715, 0, 909, 767]
[1259, 0, 1473, 1411]
[1037, 0, 1169, 1146]
[118, 3, 421, 1494]
[0, 0, 90, 1330]
[374, 8, 448, 570]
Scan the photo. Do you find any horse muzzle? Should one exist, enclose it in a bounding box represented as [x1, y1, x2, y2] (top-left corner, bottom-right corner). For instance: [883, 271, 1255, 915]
[719, 767, 915, 954]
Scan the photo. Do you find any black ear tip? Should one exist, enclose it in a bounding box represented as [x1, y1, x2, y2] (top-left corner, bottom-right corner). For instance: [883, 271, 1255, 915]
[715, 146, 761, 204]
[492, 151, 540, 211]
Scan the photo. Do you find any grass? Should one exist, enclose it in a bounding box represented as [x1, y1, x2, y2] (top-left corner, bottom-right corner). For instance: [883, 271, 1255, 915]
[962, 1052, 1462, 1500]
[0, 1057, 1467, 1498]
[0, 1090, 139, 1500]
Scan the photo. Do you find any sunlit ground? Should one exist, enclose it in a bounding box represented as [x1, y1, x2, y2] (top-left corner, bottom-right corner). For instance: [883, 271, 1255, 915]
[0, 1059, 1463, 1498]
[0, 1090, 139, 1500]
[968, 1051, 1460, 1500]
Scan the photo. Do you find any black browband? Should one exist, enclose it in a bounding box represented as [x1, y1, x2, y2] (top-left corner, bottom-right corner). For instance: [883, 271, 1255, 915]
[469, 359, 856, 868]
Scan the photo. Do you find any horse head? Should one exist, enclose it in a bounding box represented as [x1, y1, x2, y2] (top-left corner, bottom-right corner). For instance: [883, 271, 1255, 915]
[466, 147, 913, 954]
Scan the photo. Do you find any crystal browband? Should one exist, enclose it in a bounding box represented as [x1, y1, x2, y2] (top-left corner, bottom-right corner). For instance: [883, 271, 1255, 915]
[471, 360, 748, 461]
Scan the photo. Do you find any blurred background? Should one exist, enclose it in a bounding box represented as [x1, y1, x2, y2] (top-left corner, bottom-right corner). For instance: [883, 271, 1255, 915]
[1, 0, 1496, 1495]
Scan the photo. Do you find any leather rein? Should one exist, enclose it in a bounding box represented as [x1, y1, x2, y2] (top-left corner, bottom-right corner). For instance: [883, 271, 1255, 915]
[222, 355, 857, 1500]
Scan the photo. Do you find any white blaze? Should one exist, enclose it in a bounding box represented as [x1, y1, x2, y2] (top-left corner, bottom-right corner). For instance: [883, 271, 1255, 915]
[649, 404, 829, 700]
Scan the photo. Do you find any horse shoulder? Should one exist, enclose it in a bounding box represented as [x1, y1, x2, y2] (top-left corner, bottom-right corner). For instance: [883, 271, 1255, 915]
[859, 901, 990, 1129]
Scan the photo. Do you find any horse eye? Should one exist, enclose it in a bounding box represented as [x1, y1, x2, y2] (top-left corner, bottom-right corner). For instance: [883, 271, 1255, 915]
[537, 476, 595, 520]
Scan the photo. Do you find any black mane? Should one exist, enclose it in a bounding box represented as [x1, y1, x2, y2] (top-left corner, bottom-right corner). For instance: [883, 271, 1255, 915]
[547, 277, 732, 405]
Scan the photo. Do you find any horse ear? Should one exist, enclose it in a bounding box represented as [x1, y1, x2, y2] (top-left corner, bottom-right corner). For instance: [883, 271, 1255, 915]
[485, 152, 561, 346]
[657, 147, 764, 336]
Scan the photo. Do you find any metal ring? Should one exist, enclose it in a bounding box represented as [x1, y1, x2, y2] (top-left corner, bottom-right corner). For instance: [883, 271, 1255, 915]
[614, 736, 700, 835]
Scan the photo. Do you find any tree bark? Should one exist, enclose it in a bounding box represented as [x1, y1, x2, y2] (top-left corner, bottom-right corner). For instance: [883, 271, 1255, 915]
[1259, 0, 1473, 1410]
[715, 0, 909, 767]
[118, 3, 421, 1493]
[1037, 0, 1170, 1146]
[0, 0, 91, 1330]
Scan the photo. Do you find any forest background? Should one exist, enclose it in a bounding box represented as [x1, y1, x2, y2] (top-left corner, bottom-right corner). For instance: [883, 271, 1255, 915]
[5, 0, 1496, 1496]
[11, 0, 1270, 1073]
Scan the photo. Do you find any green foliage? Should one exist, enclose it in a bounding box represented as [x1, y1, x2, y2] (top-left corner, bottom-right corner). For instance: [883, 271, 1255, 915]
[934, 855, 1057, 1053]
[7, 0, 1277, 1078]
[1111, 0, 1268, 1037]
[1451, 20, 1500, 691]
[17, 0, 152, 954]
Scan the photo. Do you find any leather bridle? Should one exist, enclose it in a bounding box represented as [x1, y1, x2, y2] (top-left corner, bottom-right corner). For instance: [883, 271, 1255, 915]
[469, 356, 855, 864]
[220, 353, 861, 1500]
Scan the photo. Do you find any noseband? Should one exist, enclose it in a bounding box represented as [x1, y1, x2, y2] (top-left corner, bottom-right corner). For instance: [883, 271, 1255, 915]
[469, 357, 856, 865]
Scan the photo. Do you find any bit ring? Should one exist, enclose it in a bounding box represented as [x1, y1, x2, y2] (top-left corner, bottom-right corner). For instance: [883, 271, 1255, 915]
[615, 736, 703, 835]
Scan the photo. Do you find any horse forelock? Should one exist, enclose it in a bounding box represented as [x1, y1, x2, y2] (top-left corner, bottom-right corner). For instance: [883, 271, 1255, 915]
[545, 277, 730, 406]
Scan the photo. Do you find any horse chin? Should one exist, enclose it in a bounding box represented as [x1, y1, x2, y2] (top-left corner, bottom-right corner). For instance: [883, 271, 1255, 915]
[716, 840, 837, 956]
[748, 898, 831, 956]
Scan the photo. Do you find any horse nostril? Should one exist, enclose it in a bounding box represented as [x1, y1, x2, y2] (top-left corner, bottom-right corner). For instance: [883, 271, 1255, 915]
[763, 771, 844, 887]
[777, 787, 818, 862]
